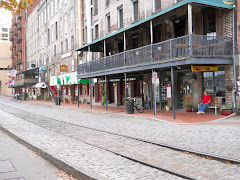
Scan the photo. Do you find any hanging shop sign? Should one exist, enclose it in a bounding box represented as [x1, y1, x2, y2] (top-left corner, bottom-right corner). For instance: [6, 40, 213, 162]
[39, 66, 46, 71]
[223, 0, 233, 5]
[61, 52, 72, 59]
[60, 65, 68, 72]
[191, 65, 218, 72]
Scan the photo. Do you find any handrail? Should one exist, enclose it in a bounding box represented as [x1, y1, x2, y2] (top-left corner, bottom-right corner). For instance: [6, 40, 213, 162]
[77, 34, 233, 75]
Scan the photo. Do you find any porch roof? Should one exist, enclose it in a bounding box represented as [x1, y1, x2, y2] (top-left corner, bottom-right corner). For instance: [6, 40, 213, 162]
[75, 0, 233, 52]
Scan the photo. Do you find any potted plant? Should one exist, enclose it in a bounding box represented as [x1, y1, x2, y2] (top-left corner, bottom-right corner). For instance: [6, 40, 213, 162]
[64, 98, 68, 103]
[184, 103, 193, 112]
[23, 92, 28, 100]
[220, 105, 232, 116]
[165, 105, 171, 111]
[70, 97, 74, 104]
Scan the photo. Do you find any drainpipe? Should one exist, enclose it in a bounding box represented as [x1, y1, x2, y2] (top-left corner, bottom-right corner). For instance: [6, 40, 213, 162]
[232, 0, 237, 112]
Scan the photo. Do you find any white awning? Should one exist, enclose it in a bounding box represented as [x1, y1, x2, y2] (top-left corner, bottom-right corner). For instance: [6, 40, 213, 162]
[33, 82, 47, 88]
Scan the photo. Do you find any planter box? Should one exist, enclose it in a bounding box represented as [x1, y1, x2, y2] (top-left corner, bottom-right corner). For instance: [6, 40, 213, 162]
[222, 109, 232, 116]
[185, 107, 192, 112]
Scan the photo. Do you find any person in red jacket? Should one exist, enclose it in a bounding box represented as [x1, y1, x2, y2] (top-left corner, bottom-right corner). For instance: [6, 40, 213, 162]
[197, 91, 211, 114]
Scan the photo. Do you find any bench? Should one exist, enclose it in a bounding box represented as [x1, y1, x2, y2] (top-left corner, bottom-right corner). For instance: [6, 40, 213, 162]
[198, 96, 222, 115]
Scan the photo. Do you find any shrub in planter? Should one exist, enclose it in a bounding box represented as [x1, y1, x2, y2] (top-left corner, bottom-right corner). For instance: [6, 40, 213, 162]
[184, 103, 193, 112]
[221, 106, 232, 116]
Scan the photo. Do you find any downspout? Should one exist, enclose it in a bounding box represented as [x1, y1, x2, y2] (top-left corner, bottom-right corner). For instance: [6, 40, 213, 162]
[232, 0, 237, 112]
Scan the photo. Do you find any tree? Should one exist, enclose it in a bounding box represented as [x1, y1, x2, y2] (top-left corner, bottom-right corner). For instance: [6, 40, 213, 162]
[0, 0, 33, 14]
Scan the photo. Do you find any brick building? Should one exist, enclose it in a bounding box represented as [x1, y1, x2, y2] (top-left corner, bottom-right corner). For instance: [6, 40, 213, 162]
[76, 0, 236, 116]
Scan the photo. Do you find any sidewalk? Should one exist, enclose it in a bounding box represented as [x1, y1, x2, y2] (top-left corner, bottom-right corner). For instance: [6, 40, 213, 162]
[24, 98, 224, 123]
[0, 130, 76, 180]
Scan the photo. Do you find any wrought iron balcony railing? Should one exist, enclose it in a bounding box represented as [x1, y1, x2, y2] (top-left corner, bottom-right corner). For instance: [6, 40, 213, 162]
[17, 24, 22, 30]
[17, 46, 22, 52]
[16, 58, 22, 65]
[17, 36, 22, 42]
[77, 34, 233, 75]
[14, 78, 38, 85]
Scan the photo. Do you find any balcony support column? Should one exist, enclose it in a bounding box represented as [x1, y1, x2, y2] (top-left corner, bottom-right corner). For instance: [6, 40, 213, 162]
[105, 75, 108, 111]
[90, 78, 92, 109]
[188, 3, 193, 34]
[125, 73, 127, 99]
[88, 46, 91, 72]
[104, 40, 107, 69]
[77, 82, 79, 108]
[188, 3, 193, 57]
[124, 32, 126, 66]
[171, 66, 175, 119]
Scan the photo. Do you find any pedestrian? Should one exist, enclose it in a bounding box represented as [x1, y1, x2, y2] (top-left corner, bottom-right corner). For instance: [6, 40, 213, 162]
[197, 91, 211, 114]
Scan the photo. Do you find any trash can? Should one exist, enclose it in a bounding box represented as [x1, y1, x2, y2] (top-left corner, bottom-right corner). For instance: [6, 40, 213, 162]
[17, 94, 19, 100]
[125, 97, 134, 114]
[55, 97, 60, 105]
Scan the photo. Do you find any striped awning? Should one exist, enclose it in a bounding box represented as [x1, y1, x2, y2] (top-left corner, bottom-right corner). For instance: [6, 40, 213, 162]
[68, 71, 78, 85]
[51, 72, 89, 85]
[50, 76, 61, 86]
[59, 74, 70, 85]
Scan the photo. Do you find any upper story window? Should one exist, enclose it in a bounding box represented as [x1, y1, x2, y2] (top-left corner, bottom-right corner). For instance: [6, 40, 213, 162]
[132, 0, 138, 22]
[71, 36, 74, 50]
[61, 42, 63, 54]
[117, 5, 123, 29]
[106, 13, 110, 34]
[94, 0, 98, 15]
[71, 8, 74, 30]
[65, 39, 68, 51]
[44, 8, 47, 24]
[65, 14, 68, 34]
[153, 0, 161, 13]
[95, 24, 98, 39]
[55, 0, 58, 13]
[2, 28, 8, 32]
[47, 4, 50, 21]
[51, 0, 53, 17]
[41, 11, 44, 26]
[106, 0, 110, 8]
[51, 25, 54, 42]
[55, 22, 58, 40]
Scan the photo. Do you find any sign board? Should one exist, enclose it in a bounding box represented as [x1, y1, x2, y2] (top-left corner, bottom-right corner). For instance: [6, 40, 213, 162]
[39, 66, 46, 71]
[60, 65, 68, 72]
[191, 65, 218, 72]
[166, 85, 172, 99]
[61, 51, 72, 59]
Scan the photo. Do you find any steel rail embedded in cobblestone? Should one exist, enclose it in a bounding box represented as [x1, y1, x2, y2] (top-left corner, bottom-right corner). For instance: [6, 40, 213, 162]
[0, 102, 239, 180]
[2, 102, 238, 165]
[0, 103, 194, 180]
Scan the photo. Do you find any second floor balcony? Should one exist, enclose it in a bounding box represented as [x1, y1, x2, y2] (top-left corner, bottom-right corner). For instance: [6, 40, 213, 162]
[14, 78, 38, 87]
[17, 24, 22, 30]
[16, 57, 22, 65]
[77, 35, 233, 78]
[17, 36, 22, 43]
[17, 46, 22, 52]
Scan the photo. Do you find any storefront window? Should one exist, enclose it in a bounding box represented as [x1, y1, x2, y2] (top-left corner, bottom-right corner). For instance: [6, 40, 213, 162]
[203, 70, 225, 104]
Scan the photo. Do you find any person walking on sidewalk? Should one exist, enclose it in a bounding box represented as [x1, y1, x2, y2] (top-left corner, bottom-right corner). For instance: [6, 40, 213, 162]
[197, 91, 211, 114]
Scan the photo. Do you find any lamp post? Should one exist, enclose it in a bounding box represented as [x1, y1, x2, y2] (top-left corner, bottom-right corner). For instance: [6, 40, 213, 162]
[56, 84, 61, 105]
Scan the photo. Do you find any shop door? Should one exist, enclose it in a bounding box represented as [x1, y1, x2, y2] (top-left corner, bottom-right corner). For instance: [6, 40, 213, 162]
[108, 82, 114, 103]
[180, 79, 193, 107]
[97, 83, 101, 102]
[120, 82, 125, 105]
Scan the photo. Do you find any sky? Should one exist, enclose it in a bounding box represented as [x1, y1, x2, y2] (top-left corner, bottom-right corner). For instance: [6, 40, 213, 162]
[0, 9, 13, 27]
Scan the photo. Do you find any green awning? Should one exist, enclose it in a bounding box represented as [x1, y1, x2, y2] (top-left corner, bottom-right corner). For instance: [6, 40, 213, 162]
[79, 79, 90, 84]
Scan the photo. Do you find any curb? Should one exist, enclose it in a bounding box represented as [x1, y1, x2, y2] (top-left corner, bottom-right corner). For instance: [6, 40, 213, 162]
[0, 125, 96, 180]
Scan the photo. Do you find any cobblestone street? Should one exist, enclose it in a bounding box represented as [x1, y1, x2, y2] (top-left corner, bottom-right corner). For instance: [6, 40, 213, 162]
[0, 96, 240, 179]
